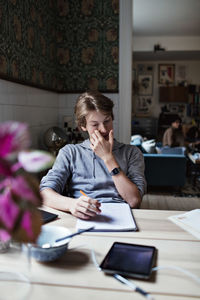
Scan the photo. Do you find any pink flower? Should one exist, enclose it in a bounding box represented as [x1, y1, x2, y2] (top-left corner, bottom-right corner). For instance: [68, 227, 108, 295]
[0, 176, 39, 205]
[0, 121, 30, 158]
[0, 121, 53, 243]
[0, 229, 11, 242]
[0, 189, 19, 230]
[18, 150, 55, 173]
[0, 134, 13, 158]
[0, 158, 12, 176]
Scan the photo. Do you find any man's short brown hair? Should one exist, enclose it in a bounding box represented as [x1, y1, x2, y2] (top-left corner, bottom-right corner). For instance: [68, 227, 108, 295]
[74, 91, 114, 128]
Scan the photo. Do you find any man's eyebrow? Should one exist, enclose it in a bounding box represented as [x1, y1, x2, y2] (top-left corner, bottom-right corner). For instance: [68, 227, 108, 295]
[89, 116, 111, 123]
[89, 120, 98, 123]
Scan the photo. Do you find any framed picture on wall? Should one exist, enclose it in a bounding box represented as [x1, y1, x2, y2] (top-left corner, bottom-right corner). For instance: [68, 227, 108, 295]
[135, 96, 153, 116]
[158, 64, 175, 84]
[138, 74, 153, 95]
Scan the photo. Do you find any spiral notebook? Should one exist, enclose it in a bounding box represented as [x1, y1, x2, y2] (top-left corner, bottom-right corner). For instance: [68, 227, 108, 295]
[76, 202, 138, 232]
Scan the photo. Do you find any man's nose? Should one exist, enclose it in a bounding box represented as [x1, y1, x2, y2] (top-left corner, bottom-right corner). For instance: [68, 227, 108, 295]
[98, 123, 107, 133]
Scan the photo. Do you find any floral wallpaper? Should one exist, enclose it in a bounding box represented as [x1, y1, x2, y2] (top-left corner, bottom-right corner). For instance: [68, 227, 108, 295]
[0, 0, 119, 92]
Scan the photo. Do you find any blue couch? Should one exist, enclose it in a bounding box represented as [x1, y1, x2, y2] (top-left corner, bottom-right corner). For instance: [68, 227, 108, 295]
[143, 153, 187, 187]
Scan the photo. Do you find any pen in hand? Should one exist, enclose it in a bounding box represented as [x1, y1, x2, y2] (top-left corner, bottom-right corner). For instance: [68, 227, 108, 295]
[80, 190, 87, 197]
[80, 190, 101, 214]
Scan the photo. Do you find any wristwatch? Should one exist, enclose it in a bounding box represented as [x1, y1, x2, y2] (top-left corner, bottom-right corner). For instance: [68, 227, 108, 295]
[109, 167, 121, 176]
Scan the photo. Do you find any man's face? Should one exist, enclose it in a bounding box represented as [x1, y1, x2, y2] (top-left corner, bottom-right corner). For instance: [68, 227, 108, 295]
[81, 110, 113, 141]
[172, 120, 181, 129]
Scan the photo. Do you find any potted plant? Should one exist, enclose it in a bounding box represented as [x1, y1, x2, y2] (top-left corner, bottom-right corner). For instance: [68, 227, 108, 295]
[0, 121, 54, 251]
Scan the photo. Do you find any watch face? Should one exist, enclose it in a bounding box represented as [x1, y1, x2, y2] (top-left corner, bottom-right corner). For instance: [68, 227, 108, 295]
[110, 167, 121, 176]
[113, 168, 119, 175]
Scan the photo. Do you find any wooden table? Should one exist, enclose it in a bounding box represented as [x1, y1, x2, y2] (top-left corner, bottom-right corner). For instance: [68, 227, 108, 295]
[0, 208, 200, 300]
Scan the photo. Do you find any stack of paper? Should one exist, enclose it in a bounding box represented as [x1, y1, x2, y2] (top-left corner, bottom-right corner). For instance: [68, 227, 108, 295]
[76, 202, 138, 232]
[168, 209, 200, 239]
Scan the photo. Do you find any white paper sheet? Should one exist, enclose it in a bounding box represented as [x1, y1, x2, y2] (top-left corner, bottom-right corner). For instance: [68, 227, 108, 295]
[168, 209, 200, 239]
[76, 203, 137, 232]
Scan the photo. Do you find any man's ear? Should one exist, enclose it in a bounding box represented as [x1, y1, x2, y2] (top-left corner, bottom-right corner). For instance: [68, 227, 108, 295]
[81, 126, 87, 132]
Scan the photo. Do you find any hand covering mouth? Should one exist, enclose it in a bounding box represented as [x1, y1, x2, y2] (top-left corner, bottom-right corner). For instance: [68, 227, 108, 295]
[103, 134, 109, 140]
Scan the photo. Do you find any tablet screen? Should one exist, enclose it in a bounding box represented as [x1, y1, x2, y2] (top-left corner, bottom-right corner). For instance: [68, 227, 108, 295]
[39, 209, 58, 224]
[100, 242, 156, 279]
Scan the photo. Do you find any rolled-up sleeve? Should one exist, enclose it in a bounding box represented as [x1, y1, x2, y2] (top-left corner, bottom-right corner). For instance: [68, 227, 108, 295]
[127, 146, 147, 197]
[40, 147, 71, 194]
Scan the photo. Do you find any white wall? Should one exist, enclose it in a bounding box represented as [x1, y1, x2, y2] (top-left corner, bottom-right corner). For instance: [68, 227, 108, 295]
[0, 79, 59, 149]
[119, 0, 132, 144]
[0, 79, 120, 148]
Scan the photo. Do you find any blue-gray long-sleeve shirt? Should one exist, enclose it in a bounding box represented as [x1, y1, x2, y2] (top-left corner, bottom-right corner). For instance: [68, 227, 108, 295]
[40, 139, 146, 203]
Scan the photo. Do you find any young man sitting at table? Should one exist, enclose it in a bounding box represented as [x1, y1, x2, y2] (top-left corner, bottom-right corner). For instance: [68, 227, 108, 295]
[40, 91, 146, 219]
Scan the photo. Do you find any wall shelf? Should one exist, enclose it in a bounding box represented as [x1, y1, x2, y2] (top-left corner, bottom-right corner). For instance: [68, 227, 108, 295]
[159, 86, 189, 103]
[133, 51, 200, 61]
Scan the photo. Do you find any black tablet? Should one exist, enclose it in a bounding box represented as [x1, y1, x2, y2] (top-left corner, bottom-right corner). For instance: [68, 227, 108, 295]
[39, 209, 58, 224]
[99, 242, 157, 280]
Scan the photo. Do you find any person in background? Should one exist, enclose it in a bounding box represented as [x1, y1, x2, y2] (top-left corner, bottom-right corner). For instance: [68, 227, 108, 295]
[185, 125, 200, 151]
[40, 91, 146, 220]
[162, 115, 185, 147]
